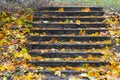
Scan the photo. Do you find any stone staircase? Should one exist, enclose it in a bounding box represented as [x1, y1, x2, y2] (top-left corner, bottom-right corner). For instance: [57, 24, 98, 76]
[27, 7, 112, 79]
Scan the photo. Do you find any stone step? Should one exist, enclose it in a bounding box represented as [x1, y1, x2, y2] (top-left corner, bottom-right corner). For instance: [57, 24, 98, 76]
[28, 52, 103, 58]
[32, 23, 108, 28]
[27, 43, 111, 49]
[34, 11, 104, 16]
[33, 17, 105, 22]
[27, 60, 109, 67]
[30, 29, 108, 35]
[28, 36, 110, 42]
[38, 6, 103, 11]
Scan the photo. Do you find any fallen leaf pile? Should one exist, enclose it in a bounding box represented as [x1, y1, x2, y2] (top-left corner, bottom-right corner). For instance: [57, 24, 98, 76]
[0, 11, 45, 79]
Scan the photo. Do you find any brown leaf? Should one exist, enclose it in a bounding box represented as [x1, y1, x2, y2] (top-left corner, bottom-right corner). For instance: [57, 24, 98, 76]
[58, 8, 64, 12]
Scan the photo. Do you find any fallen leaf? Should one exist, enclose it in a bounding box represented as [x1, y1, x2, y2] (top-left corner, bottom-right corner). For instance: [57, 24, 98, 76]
[23, 53, 31, 60]
[75, 20, 81, 25]
[69, 39, 74, 43]
[0, 65, 5, 71]
[99, 32, 107, 36]
[90, 32, 99, 36]
[50, 38, 58, 43]
[58, 8, 64, 12]
[20, 48, 28, 54]
[0, 33, 4, 39]
[42, 32, 47, 36]
[79, 29, 86, 35]
[115, 38, 119, 43]
[7, 65, 15, 71]
[60, 48, 66, 52]
[82, 8, 90, 12]
[55, 71, 61, 76]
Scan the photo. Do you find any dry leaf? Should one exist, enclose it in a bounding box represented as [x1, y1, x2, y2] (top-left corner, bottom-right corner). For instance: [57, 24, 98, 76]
[115, 38, 119, 43]
[79, 29, 86, 35]
[0, 65, 5, 71]
[82, 8, 90, 12]
[69, 39, 74, 43]
[75, 20, 81, 25]
[23, 53, 31, 60]
[90, 32, 99, 36]
[99, 32, 107, 36]
[55, 71, 61, 76]
[50, 38, 58, 43]
[0, 33, 4, 39]
[60, 48, 65, 52]
[58, 8, 64, 12]
[42, 32, 47, 36]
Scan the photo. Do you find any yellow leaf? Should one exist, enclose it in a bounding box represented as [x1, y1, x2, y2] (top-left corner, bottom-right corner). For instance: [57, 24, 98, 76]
[0, 65, 5, 71]
[110, 61, 117, 66]
[7, 65, 15, 71]
[75, 20, 81, 25]
[7, 42, 12, 45]
[50, 38, 58, 43]
[79, 29, 82, 35]
[14, 52, 19, 58]
[73, 67, 81, 71]
[6, 17, 10, 22]
[23, 53, 31, 60]
[58, 8, 64, 12]
[69, 39, 74, 43]
[1, 12, 7, 17]
[0, 33, 4, 39]
[55, 71, 61, 76]
[60, 48, 65, 52]
[48, 67, 56, 71]
[16, 19, 23, 25]
[25, 72, 33, 80]
[42, 32, 47, 36]
[114, 17, 118, 21]
[88, 71, 94, 76]
[20, 48, 28, 54]
[90, 32, 98, 36]
[115, 38, 119, 43]
[104, 46, 110, 50]
[112, 70, 120, 77]
[94, 71, 100, 77]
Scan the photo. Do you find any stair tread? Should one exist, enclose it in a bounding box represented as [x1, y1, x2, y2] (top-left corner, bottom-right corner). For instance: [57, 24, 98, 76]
[28, 60, 108, 63]
[29, 51, 103, 57]
[32, 22, 105, 24]
[34, 16, 105, 18]
[38, 6, 103, 8]
[27, 60, 109, 67]
[34, 11, 104, 16]
[28, 43, 111, 45]
[27, 44, 111, 49]
[35, 11, 103, 12]
[31, 27, 108, 30]
[29, 51, 102, 54]
[29, 35, 110, 38]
